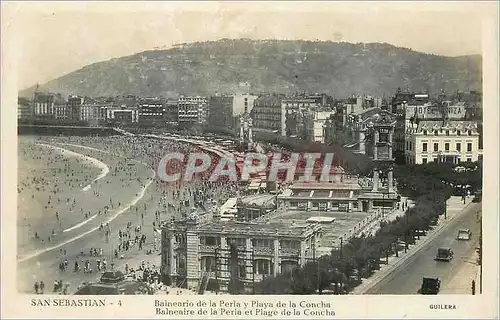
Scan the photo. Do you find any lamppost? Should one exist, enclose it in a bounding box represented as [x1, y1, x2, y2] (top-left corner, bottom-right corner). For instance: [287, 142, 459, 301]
[479, 212, 483, 294]
[404, 213, 409, 253]
[444, 201, 447, 219]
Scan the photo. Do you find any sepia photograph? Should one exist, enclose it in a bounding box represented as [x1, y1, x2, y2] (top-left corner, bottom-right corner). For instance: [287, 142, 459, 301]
[1, 1, 498, 319]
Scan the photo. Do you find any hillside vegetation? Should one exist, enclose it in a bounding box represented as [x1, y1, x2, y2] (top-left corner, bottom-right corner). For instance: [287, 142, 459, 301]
[20, 39, 482, 98]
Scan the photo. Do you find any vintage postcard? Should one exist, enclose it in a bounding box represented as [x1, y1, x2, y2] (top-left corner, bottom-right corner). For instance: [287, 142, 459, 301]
[1, 1, 498, 319]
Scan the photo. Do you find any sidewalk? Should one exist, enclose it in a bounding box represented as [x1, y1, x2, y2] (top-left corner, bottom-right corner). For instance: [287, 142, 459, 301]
[440, 249, 480, 294]
[353, 196, 415, 239]
[351, 196, 474, 294]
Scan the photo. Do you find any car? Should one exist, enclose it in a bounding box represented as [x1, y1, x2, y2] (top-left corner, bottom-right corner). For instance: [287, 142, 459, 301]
[472, 190, 482, 203]
[435, 247, 454, 261]
[456, 228, 472, 240]
[418, 277, 441, 295]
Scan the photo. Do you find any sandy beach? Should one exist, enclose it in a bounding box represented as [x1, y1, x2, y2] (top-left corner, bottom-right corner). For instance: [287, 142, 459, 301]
[17, 134, 236, 294]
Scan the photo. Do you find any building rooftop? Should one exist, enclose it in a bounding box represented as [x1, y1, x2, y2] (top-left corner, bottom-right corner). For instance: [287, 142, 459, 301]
[354, 106, 380, 116]
[196, 220, 319, 238]
[240, 194, 276, 209]
[270, 210, 366, 246]
[412, 120, 479, 132]
[254, 95, 284, 107]
[289, 181, 361, 190]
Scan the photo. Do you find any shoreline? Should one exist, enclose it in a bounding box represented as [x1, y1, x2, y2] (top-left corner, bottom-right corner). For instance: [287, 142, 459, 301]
[34, 143, 110, 234]
[35, 143, 110, 192]
[17, 143, 156, 263]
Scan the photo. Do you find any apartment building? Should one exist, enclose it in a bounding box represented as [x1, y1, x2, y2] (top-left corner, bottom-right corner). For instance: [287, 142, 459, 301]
[233, 94, 257, 116]
[252, 95, 284, 133]
[80, 100, 111, 125]
[107, 107, 139, 125]
[281, 94, 332, 137]
[137, 98, 165, 127]
[208, 95, 234, 128]
[303, 109, 335, 143]
[18, 97, 32, 120]
[68, 95, 85, 122]
[178, 96, 208, 124]
[165, 99, 179, 124]
[32, 92, 66, 121]
[33, 92, 55, 120]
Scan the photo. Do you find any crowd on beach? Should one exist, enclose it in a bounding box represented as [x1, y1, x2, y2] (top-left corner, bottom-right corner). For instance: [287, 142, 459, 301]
[19, 134, 240, 294]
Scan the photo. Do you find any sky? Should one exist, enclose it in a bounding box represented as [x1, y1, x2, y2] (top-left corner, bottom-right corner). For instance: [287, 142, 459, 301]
[1, 1, 496, 90]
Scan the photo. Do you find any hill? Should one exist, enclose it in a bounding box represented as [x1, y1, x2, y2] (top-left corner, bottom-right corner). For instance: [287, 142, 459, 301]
[19, 39, 482, 98]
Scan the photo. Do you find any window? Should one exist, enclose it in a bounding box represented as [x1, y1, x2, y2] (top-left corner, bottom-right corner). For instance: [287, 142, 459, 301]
[445, 143, 449, 151]
[422, 143, 427, 152]
[446, 130, 450, 136]
[457, 130, 461, 136]
[467, 143, 472, 152]
[468, 130, 472, 136]
[380, 133, 389, 142]
[456, 143, 461, 152]
[434, 143, 439, 152]
[467, 158, 472, 163]
[433, 157, 438, 163]
[422, 158, 428, 164]
[434, 130, 439, 136]
[239, 264, 247, 278]
[423, 130, 427, 135]
[255, 260, 271, 275]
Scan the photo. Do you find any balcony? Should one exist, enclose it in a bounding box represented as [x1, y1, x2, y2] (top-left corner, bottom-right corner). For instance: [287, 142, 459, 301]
[199, 245, 220, 253]
[253, 247, 274, 256]
[279, 248, 300, 257]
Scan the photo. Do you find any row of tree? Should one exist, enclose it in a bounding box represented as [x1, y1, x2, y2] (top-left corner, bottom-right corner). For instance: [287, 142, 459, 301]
[254, 160, 481, 294]
[254, 131, 374, 176]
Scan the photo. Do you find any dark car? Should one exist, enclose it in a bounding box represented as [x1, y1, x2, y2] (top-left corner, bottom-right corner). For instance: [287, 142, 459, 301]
[472, 190, 482, 203]
[418, 277, 441, 294]
[435, 247, 454, 261]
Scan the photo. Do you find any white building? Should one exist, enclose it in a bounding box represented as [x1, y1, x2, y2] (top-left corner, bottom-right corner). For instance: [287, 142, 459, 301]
[280, 97, 323, 137]
[107, 106, 139, 124]
[232, 94, 257, 116]
[33, 93, 55, 118]
[80, 104, 109, 124]
[178, 96, 208, 124]
[405, 120, 481, 164]
[304, 110, 335, 143]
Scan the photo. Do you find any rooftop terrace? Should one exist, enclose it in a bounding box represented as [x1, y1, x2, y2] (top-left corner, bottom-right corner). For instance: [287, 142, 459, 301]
[196, 220, 319, 238]
[270, 210, 367, 246]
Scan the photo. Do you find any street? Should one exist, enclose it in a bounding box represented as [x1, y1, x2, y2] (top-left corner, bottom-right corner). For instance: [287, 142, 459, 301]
[365, 202, 481, 294]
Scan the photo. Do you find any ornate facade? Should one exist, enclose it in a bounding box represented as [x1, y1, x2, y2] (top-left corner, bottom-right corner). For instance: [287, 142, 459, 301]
[161, 216, 322, 293]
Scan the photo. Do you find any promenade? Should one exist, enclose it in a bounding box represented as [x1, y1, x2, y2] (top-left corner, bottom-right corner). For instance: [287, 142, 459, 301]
[352, 196, 475, 294]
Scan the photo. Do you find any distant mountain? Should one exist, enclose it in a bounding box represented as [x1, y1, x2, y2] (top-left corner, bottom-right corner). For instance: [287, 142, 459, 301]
[19, 39, 482, 98]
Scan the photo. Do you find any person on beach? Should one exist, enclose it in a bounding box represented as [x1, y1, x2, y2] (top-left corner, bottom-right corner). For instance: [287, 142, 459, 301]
[39, 281, 45, 294]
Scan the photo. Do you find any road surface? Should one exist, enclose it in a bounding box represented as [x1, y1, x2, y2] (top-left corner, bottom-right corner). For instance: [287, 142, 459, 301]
[365, 202, 481, 294]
